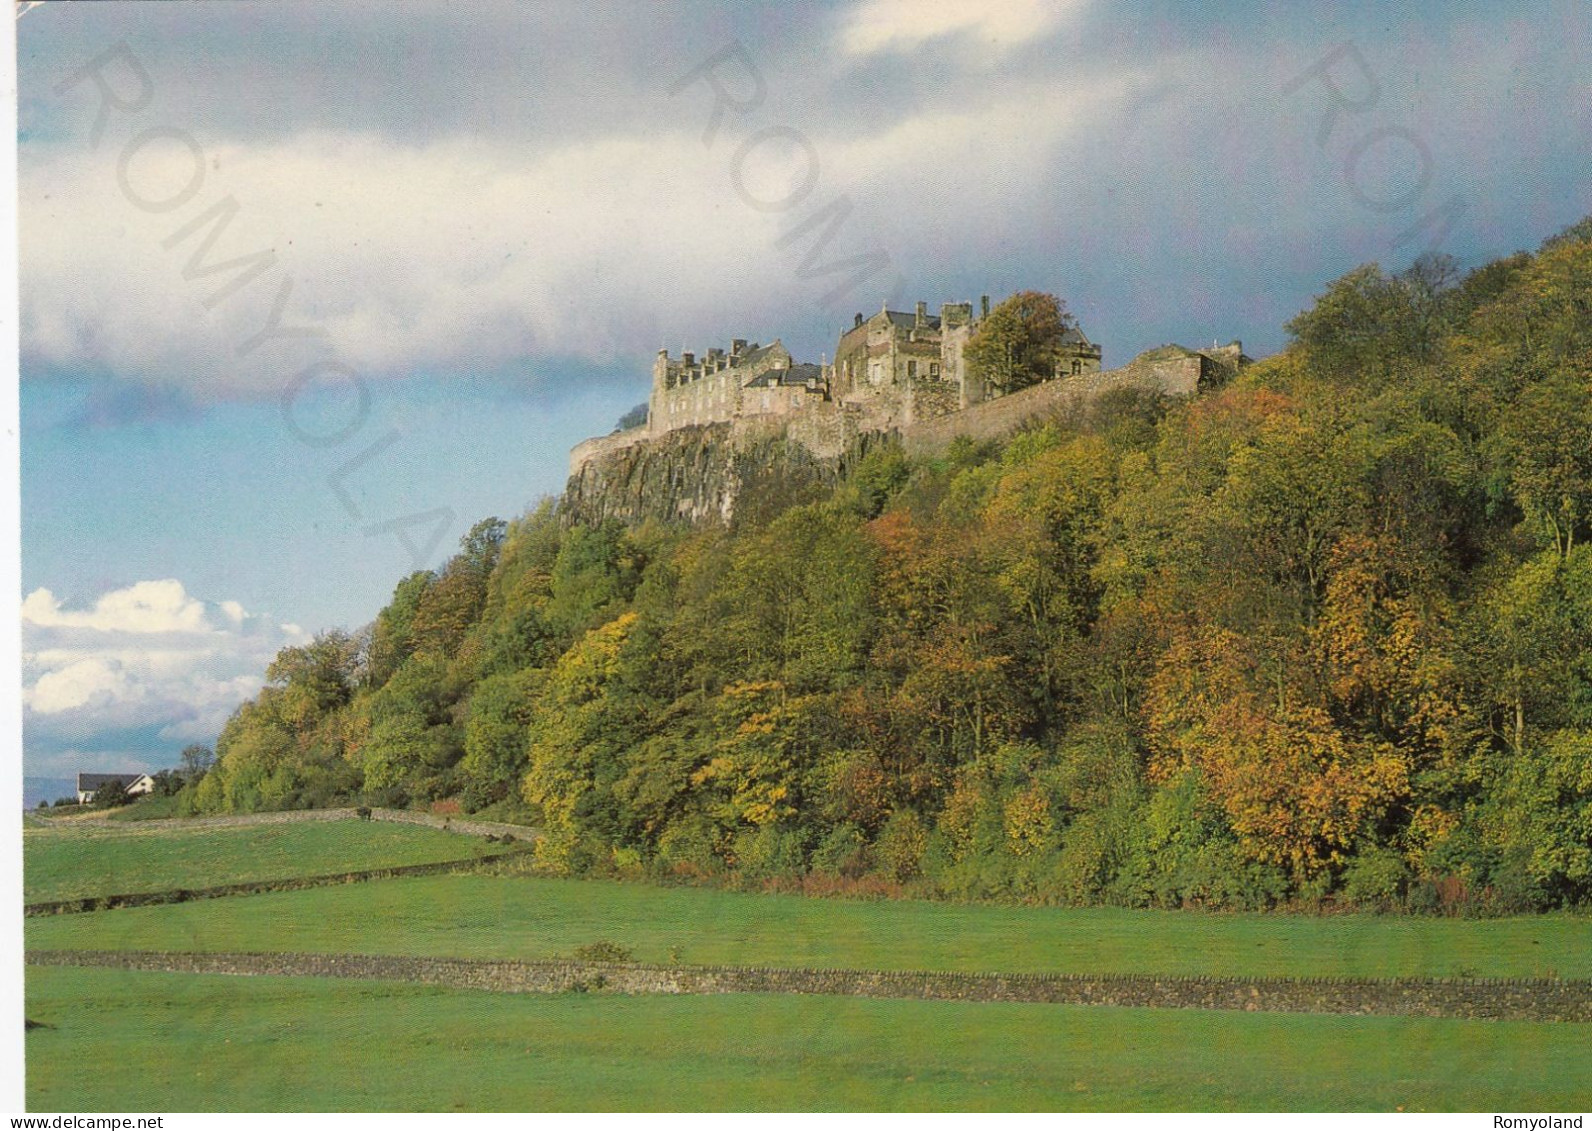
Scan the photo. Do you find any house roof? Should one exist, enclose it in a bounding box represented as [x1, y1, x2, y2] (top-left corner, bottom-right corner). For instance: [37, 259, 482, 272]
[883, 310, 941, 333]
[737, 341, 783, 368]
[77, 772, 149, 790]
[743, 362, 823, 388]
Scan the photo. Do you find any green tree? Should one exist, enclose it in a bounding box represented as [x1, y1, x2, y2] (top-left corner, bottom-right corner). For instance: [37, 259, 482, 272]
[459, 668, 543, 809]
[179, 743, 215, 782]
[91, 778, 130, 809]
[546, 522, 640, 638]
[964, 290, 1073, 396]
[367, 571, 433, 687]
[266, 630, 360, 731]
[1493, 370, 1592, 557]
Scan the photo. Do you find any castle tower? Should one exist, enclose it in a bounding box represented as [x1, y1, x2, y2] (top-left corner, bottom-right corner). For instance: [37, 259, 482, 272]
[648, 348, 670, 434]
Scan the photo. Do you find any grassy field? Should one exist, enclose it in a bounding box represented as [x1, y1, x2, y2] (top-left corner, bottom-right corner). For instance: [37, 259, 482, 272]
[27, 871, 1591, 980]
[25, 965, 1590, 1111]
[105, 795, 183, 821]
[23, 819, 506, 903]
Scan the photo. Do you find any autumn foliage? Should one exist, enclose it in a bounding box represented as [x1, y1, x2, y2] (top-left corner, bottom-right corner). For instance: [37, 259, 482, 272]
[191, 229, 1592, 913]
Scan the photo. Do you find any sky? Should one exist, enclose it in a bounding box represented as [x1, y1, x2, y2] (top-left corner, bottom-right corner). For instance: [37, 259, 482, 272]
[15, 0, 1592, 779]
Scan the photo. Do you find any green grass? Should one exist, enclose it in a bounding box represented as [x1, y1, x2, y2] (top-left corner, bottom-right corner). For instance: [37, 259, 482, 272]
[35, 803, 91, 817]
[24, 965, 1590, 1111]
[105, 795, 182, 821]
[23, 819, 506, 903]
[27, 871, 1591, 980]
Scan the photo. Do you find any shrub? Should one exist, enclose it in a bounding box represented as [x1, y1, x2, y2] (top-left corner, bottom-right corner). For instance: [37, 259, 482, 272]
[92, 779, 130, 809]
[1341, 845, 1410, 907]
[734, 825, 809, 885]
[811, 823, 869, 879]
[874, 810, 929, 882]
[572, 940, 634, 963]
[655, 814, 726, 880]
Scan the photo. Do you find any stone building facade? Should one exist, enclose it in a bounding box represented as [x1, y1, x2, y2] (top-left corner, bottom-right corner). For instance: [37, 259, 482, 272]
[646, 339, 828, 436]
[572, 291, 1237, 478]
[831, 297, 1102, 423]
[643, 293, 1103, 440]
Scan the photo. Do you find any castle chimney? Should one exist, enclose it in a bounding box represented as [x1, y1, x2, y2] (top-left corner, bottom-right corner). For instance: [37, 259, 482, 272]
[981, 295, 990, 319]
[731, 339, 747, 356]
[682, 352, 694, 369]
[915, 301, 927, 327]
[854, 312, 864, 328]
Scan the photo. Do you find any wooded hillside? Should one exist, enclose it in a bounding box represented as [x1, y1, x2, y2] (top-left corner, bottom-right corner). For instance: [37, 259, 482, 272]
[182, 222, 1592, 912]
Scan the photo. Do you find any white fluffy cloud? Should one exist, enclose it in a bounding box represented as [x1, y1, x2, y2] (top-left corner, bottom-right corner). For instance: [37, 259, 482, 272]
[20, 1, 1583, 404]
[20, 71, 1150, 398]
[22, 580, 310, 747]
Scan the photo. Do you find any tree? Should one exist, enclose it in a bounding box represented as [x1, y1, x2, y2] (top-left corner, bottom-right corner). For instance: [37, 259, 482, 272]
[367, 571, 434, 687]
[266, 631, 360, 729]
[523, 612, 646, 869]
[963, 291, 1073, 396]
[459, 668, 543, 809]
[1284, 260, 1457, 381]
[407, 519, 507, 660]
[1493, 370, 1592, 557]
[179, 743, 215, 782]
[91, 778, 130, 809]
[615, 402, 649, 431]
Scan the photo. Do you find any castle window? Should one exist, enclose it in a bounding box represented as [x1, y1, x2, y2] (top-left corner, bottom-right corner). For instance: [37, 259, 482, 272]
[930, 362, 940, 378]
[907, 360, 917, 380]
[1072, 360, 1083, 376]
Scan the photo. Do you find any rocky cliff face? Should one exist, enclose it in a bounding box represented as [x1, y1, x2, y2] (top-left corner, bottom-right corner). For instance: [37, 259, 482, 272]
[559, 420, 890, 528]
[561, 341, 1248, 529]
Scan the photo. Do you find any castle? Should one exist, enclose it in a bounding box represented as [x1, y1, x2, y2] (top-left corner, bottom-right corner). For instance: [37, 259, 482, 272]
[570, 292, 1246, 480]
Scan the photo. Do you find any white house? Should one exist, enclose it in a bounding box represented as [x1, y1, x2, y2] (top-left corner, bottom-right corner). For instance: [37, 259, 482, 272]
[75, 772, 156, 805]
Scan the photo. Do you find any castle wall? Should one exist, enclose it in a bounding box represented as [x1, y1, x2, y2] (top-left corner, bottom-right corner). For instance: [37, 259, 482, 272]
[907, 374, 961, 424]
[575, 344, 1235, 476]
[899, 351, 1208, 456]
[781, 400, 855, 461]
[566, 341, 1245, 523]
[568, 426, 650, 477]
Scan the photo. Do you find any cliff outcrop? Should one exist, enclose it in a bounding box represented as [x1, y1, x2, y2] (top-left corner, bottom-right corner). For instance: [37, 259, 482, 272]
[561, 341, 1248, 527]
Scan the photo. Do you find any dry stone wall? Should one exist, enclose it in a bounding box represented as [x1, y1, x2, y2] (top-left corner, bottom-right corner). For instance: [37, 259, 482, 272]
[26, 950, 1592, 1022]
[24, 848, 532, 917]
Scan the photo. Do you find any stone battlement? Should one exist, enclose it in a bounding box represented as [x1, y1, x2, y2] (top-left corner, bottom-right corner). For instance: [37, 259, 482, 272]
[571, 337, 1247, 477]
[581, 294, 1108, 470]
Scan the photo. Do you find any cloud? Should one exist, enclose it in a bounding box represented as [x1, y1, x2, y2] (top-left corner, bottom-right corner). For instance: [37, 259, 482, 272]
[839, 0, 1087, 58]
[19, 64, 1155, 399]
[18, 0, 1591, 403]
[21, 579, 310, 762]
[20, 127, 807, 397]
[23, 579, 212, 633]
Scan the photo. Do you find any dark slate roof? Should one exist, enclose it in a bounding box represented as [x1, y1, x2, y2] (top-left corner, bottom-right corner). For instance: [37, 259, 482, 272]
[77, 772, 147, 790]
[737, 341, 781, 367]
[883, 311, 941, 333]
[743, 362, 823, 388]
